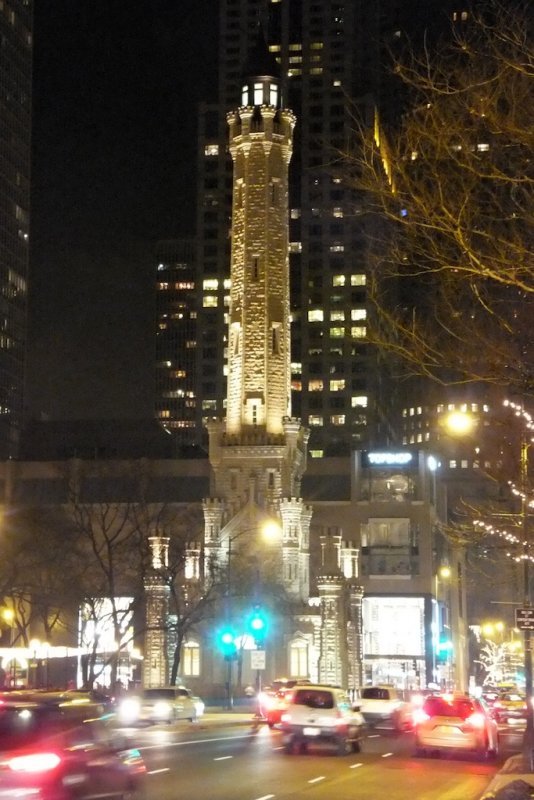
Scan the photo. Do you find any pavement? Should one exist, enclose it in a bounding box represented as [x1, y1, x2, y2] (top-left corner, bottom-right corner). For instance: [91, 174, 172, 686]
[480, 755, 534, 799]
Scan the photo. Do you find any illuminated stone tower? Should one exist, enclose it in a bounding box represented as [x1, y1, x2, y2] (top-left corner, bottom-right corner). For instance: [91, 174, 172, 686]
[204, 36, 311, 601]
[143, 534, 170, 688]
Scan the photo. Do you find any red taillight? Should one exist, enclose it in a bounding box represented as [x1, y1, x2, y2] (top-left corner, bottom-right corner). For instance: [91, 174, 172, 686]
[8, 753, 62, 773]
[465, 713, 485, 729]
[413, 709, 430, 725]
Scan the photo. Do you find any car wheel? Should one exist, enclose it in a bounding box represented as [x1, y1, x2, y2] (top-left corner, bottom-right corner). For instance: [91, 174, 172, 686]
[284, 737, 295, 754]
[351, 738, 361, 753]
[298, 740, 308, 754]
[121, 786, 145, 800]
[337, 735, 352, 756]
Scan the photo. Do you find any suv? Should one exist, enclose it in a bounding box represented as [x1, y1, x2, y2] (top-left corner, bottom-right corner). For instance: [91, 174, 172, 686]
[280, 684, 365, 755]
[0, 693, 146, 799]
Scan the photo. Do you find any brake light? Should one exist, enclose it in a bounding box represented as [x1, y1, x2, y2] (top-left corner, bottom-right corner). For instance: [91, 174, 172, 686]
[413, 708, 430, 725]
[9, 753, 62, 773]
[465, 713, 485, 729]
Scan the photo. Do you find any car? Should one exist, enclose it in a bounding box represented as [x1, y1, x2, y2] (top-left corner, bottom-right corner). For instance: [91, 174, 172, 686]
[491, 692, 527, 726]
[0, 692, 146, 799]
[359, 685, 413, 731]
[258, 679, 312, 727]
[413, 692, 499, 759]
[118, 685, 204, 725]
[280, 684, 365, 755]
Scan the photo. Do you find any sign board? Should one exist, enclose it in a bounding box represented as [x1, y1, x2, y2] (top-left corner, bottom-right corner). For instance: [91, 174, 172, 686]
[515, 607, 534, 630]
[250, 650, 266, 670]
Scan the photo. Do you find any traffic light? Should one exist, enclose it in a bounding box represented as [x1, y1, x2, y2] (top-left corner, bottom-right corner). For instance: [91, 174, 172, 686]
[217, 625, 237, 660]
[247, 606, 268, 646]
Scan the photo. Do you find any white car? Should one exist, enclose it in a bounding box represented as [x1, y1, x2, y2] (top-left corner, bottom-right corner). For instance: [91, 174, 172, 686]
[280, 684, 365, 755]
[118, 686, 204, 725]
[413, 693, 499, 759]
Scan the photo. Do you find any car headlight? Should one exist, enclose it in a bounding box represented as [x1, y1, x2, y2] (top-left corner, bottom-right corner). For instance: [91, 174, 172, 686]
[153, 700, 172, 718]
[118, 698, 141, 724]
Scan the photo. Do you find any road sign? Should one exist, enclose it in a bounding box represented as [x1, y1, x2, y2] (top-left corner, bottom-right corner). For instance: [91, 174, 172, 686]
[515, 607, 534, 630]
[250, 650, 266, 670]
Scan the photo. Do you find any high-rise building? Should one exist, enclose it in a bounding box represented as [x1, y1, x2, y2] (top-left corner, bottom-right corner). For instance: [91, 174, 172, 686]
[0, 0, 32, 458]
[158, 1, 461, 454]
[154, 239, 199, 447]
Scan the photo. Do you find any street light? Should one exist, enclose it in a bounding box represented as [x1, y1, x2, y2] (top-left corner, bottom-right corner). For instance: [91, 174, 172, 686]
[434, 566, 452, 688]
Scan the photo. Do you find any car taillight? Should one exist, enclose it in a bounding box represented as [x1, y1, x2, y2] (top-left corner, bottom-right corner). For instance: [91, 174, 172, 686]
[413, 709, 430, 725]
[9, 753, 62, 773]
[464, 713, 485, 729]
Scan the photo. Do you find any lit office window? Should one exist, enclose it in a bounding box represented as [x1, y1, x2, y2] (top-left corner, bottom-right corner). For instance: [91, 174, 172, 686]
[203, 295, 218, 307]
[309, 380, 324, 391]
[330, 327, 344, 338]
[351, 274, 366, 286]
[308, 309, 324, 322]
[333, 275, 345, 286]
[331, 415, 345, 425]
[309, 416, 323, 426]
[330, 310, 345, 321]
[254, 82, 263, 104]
[310, 450, 324, 458]
[351, 326, 366, 338]
[330, 379, 345, 391]
[352, 396, 368, 407]
[270, 84, 278, 105]
[351, 308, 366, 320]
[204, 144, 219, 156]
[203, 279, 218, 290]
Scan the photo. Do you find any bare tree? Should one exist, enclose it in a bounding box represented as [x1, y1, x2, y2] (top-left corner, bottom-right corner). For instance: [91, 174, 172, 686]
[348, 1, 534, 393]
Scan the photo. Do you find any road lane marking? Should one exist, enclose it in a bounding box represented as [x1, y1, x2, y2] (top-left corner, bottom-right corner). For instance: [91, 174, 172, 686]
[308, 777, 325, 784]
[255, 796, 275, 799]
[140, 733, 254, 750]
[382, 752, 393, 758]
[367, 734, 380, 738]
[147, 768, 170, 775]
[214, 756, 233, 761]
[350, 763, 363, 769]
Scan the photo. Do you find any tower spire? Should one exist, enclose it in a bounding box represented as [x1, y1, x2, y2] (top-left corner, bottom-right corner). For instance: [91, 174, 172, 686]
[226, 40, 295, 435]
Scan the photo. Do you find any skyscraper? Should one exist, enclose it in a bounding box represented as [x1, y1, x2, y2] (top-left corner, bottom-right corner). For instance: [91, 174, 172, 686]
[0, 0, 32, 457]
[161, 0, 459, 455]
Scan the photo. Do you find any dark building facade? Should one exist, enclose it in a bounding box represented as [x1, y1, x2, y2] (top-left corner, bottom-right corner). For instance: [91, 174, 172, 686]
[0, 0, 32, 457]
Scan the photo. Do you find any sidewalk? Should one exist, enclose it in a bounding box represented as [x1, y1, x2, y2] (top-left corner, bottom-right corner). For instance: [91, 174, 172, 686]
[481, 756, 534, 799]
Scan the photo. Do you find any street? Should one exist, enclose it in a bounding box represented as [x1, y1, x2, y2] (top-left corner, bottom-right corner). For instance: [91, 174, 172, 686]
[119, 716, 523, 799]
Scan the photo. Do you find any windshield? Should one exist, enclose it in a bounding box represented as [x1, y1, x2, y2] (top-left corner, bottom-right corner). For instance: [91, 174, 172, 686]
[142, 689, 176, 700]
[362, 688, 390, 700]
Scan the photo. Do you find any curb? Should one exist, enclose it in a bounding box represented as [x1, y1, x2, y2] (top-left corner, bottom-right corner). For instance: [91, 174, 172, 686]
[481, 756, 534, 799]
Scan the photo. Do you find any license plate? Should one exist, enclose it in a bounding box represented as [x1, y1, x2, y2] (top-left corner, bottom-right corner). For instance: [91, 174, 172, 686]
[303, 727, 320, 736]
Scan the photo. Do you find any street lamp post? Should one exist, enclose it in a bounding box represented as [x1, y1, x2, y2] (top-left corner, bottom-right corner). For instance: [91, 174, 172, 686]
[519, 430, 534, 769]
[220, 520, 281, 710]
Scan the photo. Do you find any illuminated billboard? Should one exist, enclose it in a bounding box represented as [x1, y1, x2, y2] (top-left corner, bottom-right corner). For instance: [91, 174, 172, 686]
[363, 596, 425, 657]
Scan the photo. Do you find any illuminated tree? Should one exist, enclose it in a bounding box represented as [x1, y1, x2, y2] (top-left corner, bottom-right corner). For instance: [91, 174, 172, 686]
[348, 0, 534, 394]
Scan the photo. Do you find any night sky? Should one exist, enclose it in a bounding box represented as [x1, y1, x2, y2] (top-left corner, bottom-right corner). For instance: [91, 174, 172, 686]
[26, 1, 218, 421]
